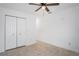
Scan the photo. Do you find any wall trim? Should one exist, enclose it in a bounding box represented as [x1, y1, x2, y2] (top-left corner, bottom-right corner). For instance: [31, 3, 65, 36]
[38, 39, 79, 53]
[25, 40, 37, 46]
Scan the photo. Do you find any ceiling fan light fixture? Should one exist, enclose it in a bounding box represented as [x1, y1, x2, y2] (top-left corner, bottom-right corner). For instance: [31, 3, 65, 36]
[29, 3, 60, 14]
[42, 6, 46, 10]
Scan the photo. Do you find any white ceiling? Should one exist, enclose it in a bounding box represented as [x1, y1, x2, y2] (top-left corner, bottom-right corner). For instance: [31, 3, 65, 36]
[0, 3, 79, 14]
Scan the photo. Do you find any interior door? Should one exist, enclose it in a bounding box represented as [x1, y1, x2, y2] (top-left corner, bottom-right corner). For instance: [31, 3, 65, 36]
[16, 18, 26, 47]
[6, 16, 16, 50]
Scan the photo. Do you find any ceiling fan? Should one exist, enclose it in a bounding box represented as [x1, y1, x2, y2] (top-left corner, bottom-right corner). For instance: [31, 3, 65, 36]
[29, 3, 60, 14]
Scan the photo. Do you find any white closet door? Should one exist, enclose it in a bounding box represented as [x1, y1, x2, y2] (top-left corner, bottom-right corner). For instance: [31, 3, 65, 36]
[17, 18, 26, 47]
[6, 16, 16, 50]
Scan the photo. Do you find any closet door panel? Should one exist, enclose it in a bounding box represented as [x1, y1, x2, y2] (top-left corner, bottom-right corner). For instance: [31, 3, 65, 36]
[17, 18, 26, 47]
[6, 16, 16, 50]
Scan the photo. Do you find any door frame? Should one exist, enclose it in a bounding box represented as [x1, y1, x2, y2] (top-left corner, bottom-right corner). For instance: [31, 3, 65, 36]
[4, 14, 26, 51]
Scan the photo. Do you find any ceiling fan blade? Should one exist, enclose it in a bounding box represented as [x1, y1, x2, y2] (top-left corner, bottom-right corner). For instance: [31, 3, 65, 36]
[47, 3, 59, 6]
[35, 6, 42, 12]
[29, 3, 41, 6]
[45, 6, 52, 14]
[45, 6, 50, 12]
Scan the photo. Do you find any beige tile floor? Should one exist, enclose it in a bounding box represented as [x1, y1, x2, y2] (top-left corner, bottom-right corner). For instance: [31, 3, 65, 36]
[0, 41, 79, 56]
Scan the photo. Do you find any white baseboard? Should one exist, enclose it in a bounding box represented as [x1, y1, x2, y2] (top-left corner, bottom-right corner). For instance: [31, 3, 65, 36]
[25, 40, 37, 46]
[38, 39, 79, 53]
[0, 49, 4, 53]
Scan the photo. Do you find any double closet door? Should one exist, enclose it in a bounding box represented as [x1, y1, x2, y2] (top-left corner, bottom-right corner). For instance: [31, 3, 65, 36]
[5, 15, 26, 50]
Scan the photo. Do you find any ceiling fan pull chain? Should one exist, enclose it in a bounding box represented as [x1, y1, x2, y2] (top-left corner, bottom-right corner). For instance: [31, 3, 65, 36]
[43, 10, 44, 16]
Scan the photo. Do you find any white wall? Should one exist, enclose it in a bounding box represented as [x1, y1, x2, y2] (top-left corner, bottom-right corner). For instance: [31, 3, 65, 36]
[0, 7, 37, 53]
[0, 4, 79, 53]
[26, 15, 37, 45]
[37, 5, 79, 53]
[0, 8, 4, 53]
